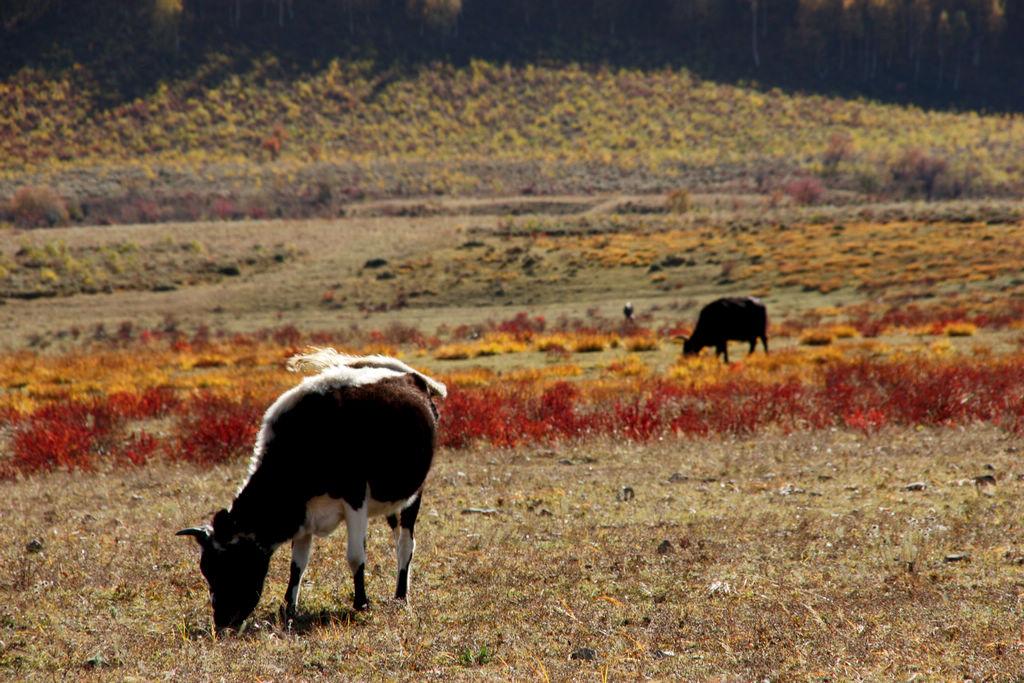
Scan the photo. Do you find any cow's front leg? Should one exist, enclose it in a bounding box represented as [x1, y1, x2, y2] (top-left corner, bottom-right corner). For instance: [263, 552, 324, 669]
[284, 533, 313, 622]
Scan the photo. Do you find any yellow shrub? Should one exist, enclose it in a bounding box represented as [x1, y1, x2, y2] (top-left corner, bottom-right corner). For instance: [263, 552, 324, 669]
[944, 322, 977, 337]
[442, 368, 497, 386]
[434, 345, 472, 360]
[664, 189, 691, 214]
[572, 334, 610, 353]
[603, 354, 650, 377]
[623, 334, 660, 352]
[534, 334, 572, 352]
[667, 355, 731, 386]
[474, 334, 528, 356]
[799, 328, 835, 346]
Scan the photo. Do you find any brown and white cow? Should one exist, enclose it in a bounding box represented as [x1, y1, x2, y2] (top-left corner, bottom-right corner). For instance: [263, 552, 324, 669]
[177, 351, 446, 630]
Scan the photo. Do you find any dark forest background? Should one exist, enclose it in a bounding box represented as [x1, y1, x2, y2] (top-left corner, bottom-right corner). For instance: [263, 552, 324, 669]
[1, 0, 1021, 111]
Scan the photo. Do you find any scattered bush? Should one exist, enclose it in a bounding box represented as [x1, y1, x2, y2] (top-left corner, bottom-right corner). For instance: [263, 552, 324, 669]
[664, 189, 691, 214]
[889, 148, 950, 200]
[854, 163, 884, 195]
[785, 177, 825, 206]
[822, 133, 854, 175]
[8, 186, 70, 227]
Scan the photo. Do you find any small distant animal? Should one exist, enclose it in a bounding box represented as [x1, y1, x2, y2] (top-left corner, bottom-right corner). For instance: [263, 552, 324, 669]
[177, 349, 446, 630]
[679, 296, 768, 363]
[623, 302, 634, 321]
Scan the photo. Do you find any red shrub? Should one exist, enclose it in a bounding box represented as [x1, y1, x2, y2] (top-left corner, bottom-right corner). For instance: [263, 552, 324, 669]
[2, 390, 186, 478]
[370, 323, 428, 347]
[612, 397, 664, 441]
[272, 326, 303, 347]
[106, 387, 181, 420]
[820, 358, 1024, 432]
[173, 393, 262, 464]
[8, 398, 119, 475]
[785, 177, 825, 206]
[668, 405, 710, 437]
[439, 385, 533, 449]
[437, 355, 1024, 450]
[212, 197, 238, 220]
[533, 382, 582, 439]
[843, 406, 888, 433]
[121, 430, 159, 466]
[889, 148, 950, 199]
[497, 313, 547, 341]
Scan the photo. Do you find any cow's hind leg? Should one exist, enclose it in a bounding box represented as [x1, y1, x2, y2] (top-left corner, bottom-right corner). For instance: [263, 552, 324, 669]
[388, 494, 421, 601]
[284, 532, 313, 621]
[343, 502, 370, 610]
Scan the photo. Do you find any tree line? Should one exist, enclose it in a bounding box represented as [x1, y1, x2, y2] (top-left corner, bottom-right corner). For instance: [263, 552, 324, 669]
[2, 0, 1021, 108]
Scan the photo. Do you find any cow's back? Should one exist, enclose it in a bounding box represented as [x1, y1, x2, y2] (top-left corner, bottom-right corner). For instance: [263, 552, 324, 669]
[696, 297, 765, 340]
[236, 374, 438, 543]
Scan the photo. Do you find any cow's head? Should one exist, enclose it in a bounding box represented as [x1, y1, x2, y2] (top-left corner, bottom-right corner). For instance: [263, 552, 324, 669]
[177, 509, 271, 630]
[679, 335, 700, 356]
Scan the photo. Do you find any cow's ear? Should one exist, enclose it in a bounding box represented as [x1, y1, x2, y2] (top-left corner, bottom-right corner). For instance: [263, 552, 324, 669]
[211, 509, 236, 542]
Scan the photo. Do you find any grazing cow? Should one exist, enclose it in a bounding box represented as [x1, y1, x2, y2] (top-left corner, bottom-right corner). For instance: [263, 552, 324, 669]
[177, 350, 446, 630]
[680, 296, 768, 363]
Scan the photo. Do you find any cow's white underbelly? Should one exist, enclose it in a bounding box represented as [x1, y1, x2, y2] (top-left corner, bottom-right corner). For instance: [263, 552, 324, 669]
[300, 488, 419, 538]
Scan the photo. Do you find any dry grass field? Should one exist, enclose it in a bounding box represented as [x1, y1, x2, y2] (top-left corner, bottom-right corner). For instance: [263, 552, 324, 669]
[1, 194, 1023, 680]
[2, 428, 1022, 680]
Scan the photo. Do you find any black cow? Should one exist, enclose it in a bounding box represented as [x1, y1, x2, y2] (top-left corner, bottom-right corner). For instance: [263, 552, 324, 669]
[680, 297, 768, 363]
